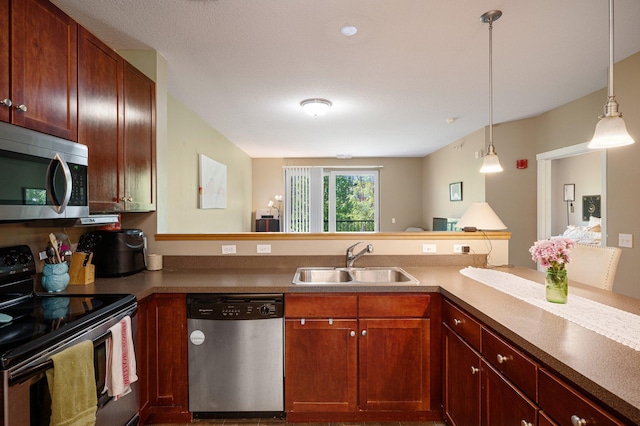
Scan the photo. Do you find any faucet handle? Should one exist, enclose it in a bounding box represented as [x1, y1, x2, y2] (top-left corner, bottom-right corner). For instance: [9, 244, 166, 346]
[366, 244, 374, 253]
[346, 241, 364, 252]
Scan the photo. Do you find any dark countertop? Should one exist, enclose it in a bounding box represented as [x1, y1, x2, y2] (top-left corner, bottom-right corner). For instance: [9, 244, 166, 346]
[58, 265, 640, 423]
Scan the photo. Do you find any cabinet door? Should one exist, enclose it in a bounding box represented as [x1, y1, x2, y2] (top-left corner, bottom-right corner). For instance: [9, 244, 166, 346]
[443, 325, 481, 426]
[0, 0, 8, 123]
[285, 318, 358, 413]
[123, 62, 155, 211]
[11, 0, 77, 140]
[359, 318, 431, 411]
[78, 27, 124, 212]
[147, 294, 190, 423]
[136, 297, 151, 424]
[482, 359, 537, 426]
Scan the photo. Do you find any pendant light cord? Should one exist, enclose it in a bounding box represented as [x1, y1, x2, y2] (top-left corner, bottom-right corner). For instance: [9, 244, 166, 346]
[488, 18, 494, 148]
[608, 0, 614, 99]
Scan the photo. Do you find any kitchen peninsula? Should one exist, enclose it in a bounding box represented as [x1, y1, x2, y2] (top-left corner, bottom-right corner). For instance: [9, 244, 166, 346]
[63, 259, 640, 425]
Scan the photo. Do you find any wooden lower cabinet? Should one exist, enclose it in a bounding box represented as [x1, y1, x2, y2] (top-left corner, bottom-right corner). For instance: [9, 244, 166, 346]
[285, 318, 358, 413]
[138, 294, 190, 424]
[285, 293, 440, 421]
[443, 325, 481, 426]
[442, 300, 631, 426]
[481, 359, 537, 426]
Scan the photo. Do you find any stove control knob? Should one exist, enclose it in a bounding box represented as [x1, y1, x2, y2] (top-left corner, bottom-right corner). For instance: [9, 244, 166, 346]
[259, 305, 271, 316]
[4, 255, 16, 266]
[17, 253, 30, 265]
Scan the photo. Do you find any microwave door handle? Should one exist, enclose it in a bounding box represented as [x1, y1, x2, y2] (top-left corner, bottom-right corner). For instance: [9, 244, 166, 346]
[46, 153, 72, 214]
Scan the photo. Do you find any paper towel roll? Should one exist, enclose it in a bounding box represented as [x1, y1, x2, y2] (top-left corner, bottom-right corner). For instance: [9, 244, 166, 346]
[147, 254, 163, 271]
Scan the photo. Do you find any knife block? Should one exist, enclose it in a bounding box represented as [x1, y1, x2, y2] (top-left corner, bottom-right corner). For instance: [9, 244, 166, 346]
[68, 252, 95, 285]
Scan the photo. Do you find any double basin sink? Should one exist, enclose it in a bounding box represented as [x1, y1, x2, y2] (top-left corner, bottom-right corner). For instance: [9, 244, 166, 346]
[292, 266, 419, 285]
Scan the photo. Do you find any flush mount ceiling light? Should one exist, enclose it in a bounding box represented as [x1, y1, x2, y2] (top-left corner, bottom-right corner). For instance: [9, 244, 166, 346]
[479, 10, 504, 174]
[588, 0, 634, 149]
[300, 98, 332, 117]
[340, 25, 358, 37]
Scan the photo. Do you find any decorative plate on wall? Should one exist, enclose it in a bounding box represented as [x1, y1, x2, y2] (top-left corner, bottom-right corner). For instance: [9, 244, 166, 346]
[582, 195, 601, 221]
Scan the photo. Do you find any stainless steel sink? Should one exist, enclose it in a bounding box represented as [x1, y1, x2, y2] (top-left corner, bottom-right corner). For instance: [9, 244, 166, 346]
[292, 267, 418, 285]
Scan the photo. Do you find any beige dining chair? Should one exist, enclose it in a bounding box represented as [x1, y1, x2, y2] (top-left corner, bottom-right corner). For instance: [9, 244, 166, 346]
[565, 244, 622, 291]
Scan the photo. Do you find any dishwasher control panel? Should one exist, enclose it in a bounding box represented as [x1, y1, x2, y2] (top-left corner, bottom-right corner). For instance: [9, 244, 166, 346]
[187, 294, 283, 320]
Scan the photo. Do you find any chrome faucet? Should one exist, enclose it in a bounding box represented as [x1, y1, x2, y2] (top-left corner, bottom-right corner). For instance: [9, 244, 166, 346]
[346, 242, 374, 268]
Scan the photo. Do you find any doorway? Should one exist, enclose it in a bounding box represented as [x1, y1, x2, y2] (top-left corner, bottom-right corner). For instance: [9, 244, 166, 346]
[536, 142, 607, 244]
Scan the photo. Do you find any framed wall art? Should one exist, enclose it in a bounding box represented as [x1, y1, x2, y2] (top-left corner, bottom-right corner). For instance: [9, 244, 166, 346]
[450, 182, 462, 202]
[198, 154, 227, 209]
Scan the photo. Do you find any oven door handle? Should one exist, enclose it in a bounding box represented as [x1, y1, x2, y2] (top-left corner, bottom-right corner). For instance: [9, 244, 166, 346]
[8, 330, 112, 387]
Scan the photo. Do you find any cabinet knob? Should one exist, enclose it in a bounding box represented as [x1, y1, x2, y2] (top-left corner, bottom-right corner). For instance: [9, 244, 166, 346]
[470, 366, 479, 375]
[120, 197, 134, 202]
[15, 104, 27, 112]
[497, 354, 509, 364]
[350, 330, 356, 337]
[300, 319, 305, 325]
[520, 421, 533, 426]
[571, 415, 587, 426]
[0, 98, 11, 107]
[453, 318, 462, 325]
[361, 330, 367, 336]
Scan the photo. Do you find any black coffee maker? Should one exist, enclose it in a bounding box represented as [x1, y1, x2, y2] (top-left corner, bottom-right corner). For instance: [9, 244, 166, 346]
[84, 229, 146, 277]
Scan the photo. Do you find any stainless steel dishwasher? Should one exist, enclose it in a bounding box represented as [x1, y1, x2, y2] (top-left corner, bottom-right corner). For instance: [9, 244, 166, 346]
[187, 294, 284, 418]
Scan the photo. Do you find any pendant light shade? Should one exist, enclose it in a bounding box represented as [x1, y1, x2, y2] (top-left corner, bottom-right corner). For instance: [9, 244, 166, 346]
[480, 10, 503, 174]
[588, 0, 634, 149]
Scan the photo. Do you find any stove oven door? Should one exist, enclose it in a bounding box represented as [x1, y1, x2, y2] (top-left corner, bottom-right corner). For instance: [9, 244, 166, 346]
[2, 312, 139, 426]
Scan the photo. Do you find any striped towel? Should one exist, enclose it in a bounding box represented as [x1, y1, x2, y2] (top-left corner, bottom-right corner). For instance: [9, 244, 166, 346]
[103, 316, 138, 400]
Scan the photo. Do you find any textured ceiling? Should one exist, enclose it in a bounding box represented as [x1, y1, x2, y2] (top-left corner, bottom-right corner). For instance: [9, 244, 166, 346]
[52, 0, 640, 158]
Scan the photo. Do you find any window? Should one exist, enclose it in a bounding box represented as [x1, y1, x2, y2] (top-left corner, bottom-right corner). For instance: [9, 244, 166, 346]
[283, 166, 380, 233]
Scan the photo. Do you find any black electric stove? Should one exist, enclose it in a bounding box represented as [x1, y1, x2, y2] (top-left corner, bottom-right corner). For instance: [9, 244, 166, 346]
[0, 244, 136, 370]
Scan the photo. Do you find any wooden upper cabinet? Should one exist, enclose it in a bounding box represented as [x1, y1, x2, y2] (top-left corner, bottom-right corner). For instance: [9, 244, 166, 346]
[9, 0, 78, 140]
[78, 27, 124, 212]
[123, 62, 156, 212]
[0, 0, 9, 123]
[78, 27, 156, 213]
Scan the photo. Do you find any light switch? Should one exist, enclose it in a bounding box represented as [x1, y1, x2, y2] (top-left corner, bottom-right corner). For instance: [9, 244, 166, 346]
[619, 233, 633, 248]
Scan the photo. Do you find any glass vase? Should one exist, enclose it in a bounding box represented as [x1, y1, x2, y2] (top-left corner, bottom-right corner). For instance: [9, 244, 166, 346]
[545, 268, 568, 304]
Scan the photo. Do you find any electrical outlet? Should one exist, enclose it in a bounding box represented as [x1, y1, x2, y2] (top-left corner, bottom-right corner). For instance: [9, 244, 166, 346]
[221, 245, 236, 254]
[619, 233, 633, 248]
[257, 244, 271, 254]
[422, 244, 437, 253]
[453, 244, 469, 253]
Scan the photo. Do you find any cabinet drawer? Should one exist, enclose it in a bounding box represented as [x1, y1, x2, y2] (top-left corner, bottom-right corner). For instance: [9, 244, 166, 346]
[482, 327, 538, 402]
[359, 294, 430, 318]
[539, 369, 625, 426]
[285, 294, 357, 318]
[442, 300, 481, 350]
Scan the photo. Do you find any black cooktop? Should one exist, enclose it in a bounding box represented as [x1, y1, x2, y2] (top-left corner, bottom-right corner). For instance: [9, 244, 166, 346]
[0, 244, 136, 369]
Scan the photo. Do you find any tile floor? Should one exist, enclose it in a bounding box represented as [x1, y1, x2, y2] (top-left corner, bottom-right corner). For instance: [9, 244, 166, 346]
[152, 420, 446, 426]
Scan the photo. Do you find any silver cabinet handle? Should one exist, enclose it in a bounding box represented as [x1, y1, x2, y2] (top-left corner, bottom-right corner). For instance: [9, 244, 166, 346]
[15, 104, 27, 112]
[453, 318, 462, 325]
[571, 415, 587, 426]
[497, 354, 509, 364]
[361, 330, 367, 336]
[520, 421, 533, 426]
[470, 366, 479, 375]
[120, 196, 133, 202]
[0, 98, 11, 107]
[350, 330, 356, 337]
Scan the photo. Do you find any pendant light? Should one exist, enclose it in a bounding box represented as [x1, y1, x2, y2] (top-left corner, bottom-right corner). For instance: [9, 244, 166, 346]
[479, 10, 504, 173]
[588, 0, 634, 149]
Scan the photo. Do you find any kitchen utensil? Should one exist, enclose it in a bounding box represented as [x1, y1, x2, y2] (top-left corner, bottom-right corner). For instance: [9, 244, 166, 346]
[48, 233, 62, 263]
[46, 245, 56, 264]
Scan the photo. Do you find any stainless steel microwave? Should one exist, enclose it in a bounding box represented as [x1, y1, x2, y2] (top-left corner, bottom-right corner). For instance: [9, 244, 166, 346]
[0, 122, 89, 221]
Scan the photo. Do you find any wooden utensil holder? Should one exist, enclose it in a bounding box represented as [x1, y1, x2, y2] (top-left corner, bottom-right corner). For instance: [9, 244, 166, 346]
[68, 252, 95, 285]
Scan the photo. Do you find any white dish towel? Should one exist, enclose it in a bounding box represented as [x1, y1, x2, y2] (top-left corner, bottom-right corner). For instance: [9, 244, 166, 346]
[103, 315, 138, 400]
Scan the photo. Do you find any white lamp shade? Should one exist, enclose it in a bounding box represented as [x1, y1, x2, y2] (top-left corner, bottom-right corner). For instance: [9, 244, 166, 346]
[479, 152, 503, 173]
[455, 202, 507, 231]
[588, 115, 635, 149]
